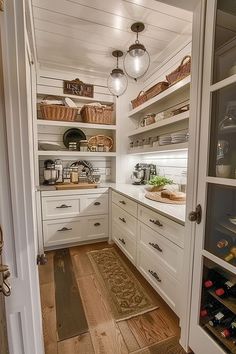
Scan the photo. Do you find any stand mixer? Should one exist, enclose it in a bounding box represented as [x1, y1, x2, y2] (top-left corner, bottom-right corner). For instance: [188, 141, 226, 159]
[131, 163, 157, 185]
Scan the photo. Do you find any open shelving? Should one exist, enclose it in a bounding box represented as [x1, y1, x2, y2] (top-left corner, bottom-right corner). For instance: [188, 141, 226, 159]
[37, 150, 117, 157]
[37, 119, 117, 131]
[128, 76, 191, 118]
[128, 110, 189, 137]
[128, 142, 188, 155]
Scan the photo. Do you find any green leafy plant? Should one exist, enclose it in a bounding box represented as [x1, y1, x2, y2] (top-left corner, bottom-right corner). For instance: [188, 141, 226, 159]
[148, 176, 173, 187]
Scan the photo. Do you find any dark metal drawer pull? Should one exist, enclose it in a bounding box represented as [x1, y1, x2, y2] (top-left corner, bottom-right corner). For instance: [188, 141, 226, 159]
[119, 200, 126, 205]
[57, 227, 72, 232]
[56, 204, 72, 209]
[94, 202, 101, 206]
[148, 269, 161, 282]
[119, 238, 126, 245]
[119, 217, 126, 223]
[94, 222, 101, 227]
[149, 219, 163, 227]
[149, 242, 163, 252]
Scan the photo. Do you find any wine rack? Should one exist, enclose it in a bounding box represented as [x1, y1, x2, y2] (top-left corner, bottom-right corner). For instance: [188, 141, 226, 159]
[200, 261, 236, 353]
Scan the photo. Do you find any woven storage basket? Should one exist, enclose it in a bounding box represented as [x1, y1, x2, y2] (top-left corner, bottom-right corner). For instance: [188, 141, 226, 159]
[131, 91, 148, 109]
[166, 55, 191, 86]
[88, 135, 113, 151]
[80, 105, 113, 125]
[146, 81, 169, 101]
[40, 96, 78, 121]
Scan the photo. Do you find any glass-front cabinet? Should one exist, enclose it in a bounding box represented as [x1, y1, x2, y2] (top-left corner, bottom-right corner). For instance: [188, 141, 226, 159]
[190, 1, 236, 354]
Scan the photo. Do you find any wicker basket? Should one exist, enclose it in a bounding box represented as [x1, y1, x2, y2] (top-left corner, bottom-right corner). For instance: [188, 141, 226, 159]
[40, 96, 78, 121]
[131, 91, 148, 109]
[166, 55, 191, 86]
[80, 105, 113, 125]
[146, 81, 169, 101]
[88, 135, 113, 151]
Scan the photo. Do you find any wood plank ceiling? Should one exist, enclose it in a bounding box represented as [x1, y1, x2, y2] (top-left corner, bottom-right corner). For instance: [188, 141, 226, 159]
[32, 0, 192, 77]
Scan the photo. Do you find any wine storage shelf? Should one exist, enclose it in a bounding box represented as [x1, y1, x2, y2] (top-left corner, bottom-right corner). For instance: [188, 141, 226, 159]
[208, 289, 236, 316]
[205, 323, 236, 353]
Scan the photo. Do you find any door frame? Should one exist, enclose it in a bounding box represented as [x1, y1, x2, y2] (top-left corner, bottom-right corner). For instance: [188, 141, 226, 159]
[0, 0, 44, 353]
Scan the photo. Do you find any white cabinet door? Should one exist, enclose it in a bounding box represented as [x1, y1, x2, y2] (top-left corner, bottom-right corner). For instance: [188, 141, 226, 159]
[85, 215, 108, 240]
[189, 1, 236, 353]
[42, 195, 81, 220]
[80, 193, 108, 216]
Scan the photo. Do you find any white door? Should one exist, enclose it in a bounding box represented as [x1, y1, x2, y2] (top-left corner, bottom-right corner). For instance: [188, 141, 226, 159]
[0, 1, 44, 354]
[189, 1, 236, 353]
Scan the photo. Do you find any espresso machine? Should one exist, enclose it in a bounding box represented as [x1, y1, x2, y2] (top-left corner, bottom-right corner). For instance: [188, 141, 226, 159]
[131, 163, 157, 185]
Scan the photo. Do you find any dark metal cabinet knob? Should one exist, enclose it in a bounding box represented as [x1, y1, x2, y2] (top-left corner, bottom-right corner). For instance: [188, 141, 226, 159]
[148, 269, 161, 282]
[118, 238, 126, 245]
[94, 202, 101, 206]
[56, 204, 72, 209]
[119, 217, 126, 223]
[149, 242, 163, 252]
[119, 200, 126, 205]
[57, 227, 72, 232]
[149, 219, 163, 227]
[94, 222, 101, 227]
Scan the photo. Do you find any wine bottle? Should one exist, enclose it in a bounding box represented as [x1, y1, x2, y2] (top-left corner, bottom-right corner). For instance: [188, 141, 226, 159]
[221, 318, 236, 338]
[204, 269, 225, 289]
[209, 309, 231, 327]
[200, 299, 221, 318]
[215, 280, 236, 298]
[224, 247, 236, 262]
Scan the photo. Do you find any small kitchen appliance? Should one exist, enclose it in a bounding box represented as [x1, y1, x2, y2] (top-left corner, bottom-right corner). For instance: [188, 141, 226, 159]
[131, 163, 157, 185]
[43, 159, 59, 185]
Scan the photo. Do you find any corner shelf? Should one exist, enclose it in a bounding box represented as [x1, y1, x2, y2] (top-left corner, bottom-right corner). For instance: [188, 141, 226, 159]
[128, 142, 188, 155]
[128, 76, 191, 118]
[37, 150, 117, 157]
[37, 119, 117, 131]
[128, 110, 189, 137]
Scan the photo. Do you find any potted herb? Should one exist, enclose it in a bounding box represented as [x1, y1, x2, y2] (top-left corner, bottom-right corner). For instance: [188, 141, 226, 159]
[146, 176, 173, 192]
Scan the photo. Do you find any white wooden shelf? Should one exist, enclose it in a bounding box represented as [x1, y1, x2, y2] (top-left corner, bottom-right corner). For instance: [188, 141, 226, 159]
[128, 111, 189, 137]
[128, 142, 188, 155]
[37, 150, 117, 157]
[210, 73, 236, 93]
[37, 90, 114, 105]
[128, 76, 191, 118]
[37, 119, 117, 130]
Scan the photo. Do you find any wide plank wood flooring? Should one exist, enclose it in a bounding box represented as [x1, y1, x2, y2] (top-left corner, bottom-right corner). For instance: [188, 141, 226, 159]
[39, 242, 184, 354]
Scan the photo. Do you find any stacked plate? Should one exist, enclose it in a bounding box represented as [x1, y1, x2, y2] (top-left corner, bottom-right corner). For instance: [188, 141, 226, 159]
[171, 131, 188, 144]
[159, 135, 172, 146]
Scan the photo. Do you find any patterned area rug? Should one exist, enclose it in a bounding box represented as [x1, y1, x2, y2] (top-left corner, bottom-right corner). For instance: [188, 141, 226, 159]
[87, 248, 158, 321]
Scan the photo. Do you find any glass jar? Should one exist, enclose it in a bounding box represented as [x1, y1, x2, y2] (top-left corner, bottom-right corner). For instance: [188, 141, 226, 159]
[97, 143, 104, 152]
[70, 167, 79, 183]
[79, 140, 88, 152]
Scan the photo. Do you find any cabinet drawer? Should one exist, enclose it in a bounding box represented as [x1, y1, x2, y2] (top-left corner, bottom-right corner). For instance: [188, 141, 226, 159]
[86, 215, 108, 240]
[42, 196, 81, 220]
[112, 191, 137, 217]
[112, 221, 136, 264]
[112, 203, 137, 239]
[43, 218, 84, 247]
[80, 193, 108, 216]
[137, 246, 179, 315]
[138, 205, 184, 248]
[138, 222, 183, 280]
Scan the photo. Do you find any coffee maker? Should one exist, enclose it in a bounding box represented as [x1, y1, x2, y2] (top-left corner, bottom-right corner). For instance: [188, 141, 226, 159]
[131, 163, 156, 185]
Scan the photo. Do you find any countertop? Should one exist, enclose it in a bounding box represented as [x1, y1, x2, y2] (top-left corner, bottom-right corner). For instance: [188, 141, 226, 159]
[37, 183, 186, 225]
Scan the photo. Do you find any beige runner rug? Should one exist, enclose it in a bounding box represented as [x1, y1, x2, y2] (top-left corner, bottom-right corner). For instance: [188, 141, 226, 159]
[87, 247, 158, 321]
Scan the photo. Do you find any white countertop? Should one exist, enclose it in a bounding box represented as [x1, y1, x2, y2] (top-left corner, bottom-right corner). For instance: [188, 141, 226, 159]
[37, 183, 186, 225]
[108, 183, 186, 225]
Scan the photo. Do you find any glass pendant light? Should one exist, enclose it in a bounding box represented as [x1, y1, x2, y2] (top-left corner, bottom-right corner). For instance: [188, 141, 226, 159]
[124, 22, 150, 80]
[107, 50, 128, 98]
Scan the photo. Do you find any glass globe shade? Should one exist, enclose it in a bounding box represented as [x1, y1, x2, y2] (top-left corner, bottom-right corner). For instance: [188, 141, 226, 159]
[124, 44, 150, 80]
[107, 68, 128, 97]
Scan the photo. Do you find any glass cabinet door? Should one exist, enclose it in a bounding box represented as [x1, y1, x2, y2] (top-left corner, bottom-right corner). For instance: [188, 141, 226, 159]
[190, 1, 236, 354]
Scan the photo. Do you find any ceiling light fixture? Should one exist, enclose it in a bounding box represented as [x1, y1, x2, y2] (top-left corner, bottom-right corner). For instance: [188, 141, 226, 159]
[124, 22, 150, 81]
[107, 50, 128, 98]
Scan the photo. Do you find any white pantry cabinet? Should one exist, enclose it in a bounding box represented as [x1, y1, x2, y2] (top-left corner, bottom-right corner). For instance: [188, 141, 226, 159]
[41, 190, 109, 249]
[189, 1, 236, 354]
[111, 190, 184, 316]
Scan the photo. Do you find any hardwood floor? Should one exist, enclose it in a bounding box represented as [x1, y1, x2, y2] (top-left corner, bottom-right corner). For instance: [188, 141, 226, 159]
[39, 242, 183, 354]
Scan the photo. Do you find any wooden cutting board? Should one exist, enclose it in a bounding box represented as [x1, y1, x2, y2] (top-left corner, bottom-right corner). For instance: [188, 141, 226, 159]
[56, 183, 98, 190]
